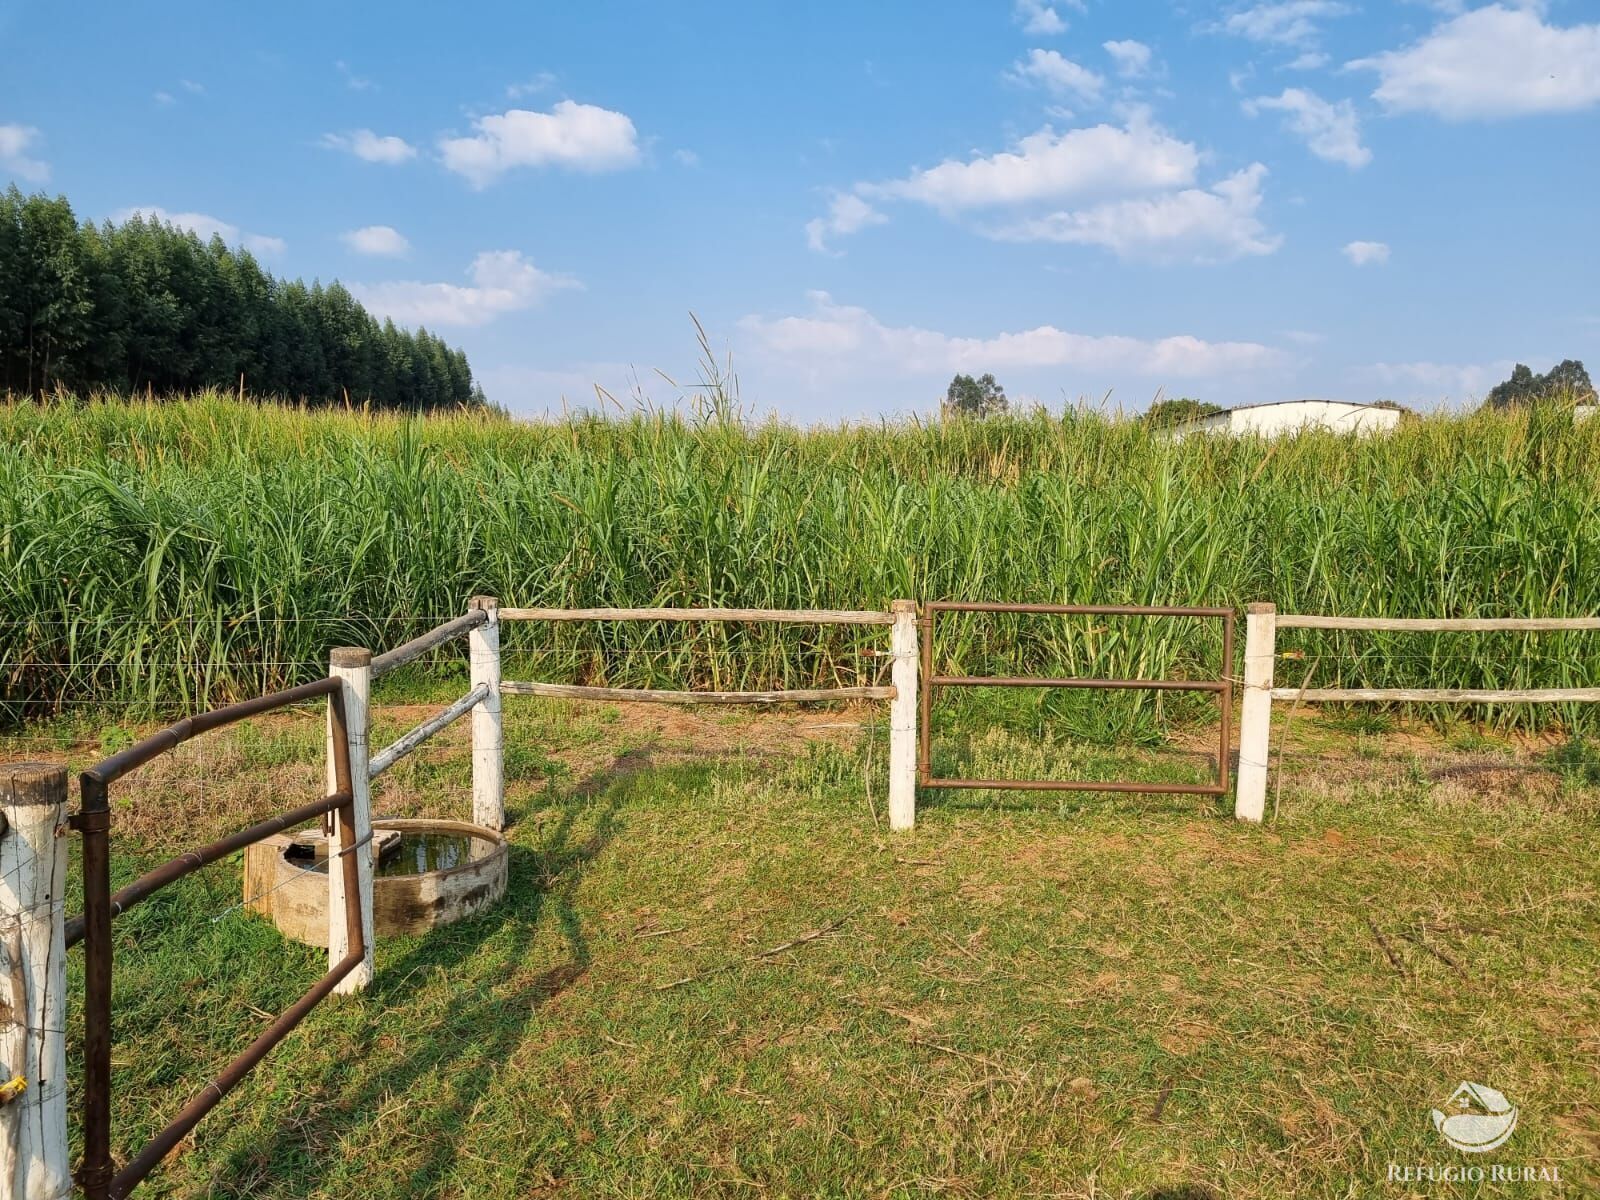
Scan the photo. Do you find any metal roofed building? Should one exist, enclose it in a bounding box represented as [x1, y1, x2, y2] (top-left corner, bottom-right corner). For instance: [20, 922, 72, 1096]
[1169, 399, 1404, 439]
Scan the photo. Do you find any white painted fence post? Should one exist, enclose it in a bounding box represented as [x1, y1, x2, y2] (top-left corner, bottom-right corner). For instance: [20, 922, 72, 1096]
[1234, 602, 1276, 822]
[469, 596, 504, 831]
[888, 600, 919, 831]
[0, 764, 71, 1200]
[327, 648, 374, 994]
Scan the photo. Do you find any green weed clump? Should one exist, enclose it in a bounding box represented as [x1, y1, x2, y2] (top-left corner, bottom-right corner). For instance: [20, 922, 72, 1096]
[1549, 735, 1600, 786]
[2, 393, 1597, 730]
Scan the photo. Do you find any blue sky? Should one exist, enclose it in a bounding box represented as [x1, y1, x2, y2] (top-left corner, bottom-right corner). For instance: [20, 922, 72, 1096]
[3, 1, 1598, 421]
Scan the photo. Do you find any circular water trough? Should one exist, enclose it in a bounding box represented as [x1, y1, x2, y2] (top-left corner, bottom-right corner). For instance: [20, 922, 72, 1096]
[242, 818, 508, 946]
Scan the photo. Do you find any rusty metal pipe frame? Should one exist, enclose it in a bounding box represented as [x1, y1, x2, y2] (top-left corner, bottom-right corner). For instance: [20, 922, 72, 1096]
[77, 774, 113, 1200]
[925, 778, 1227, 795]
[62, 792, 348, 950]
[86, 676, 342, 786]
[929, 675, 1225, 692]
[917, 602, 1236, 796]
[105, 947, 365, 1198]
[75, 678, 367, 1200]
[927, 601, 1232, 618]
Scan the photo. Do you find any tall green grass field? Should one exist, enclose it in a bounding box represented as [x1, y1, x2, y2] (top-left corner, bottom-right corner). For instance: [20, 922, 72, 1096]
[2, 394, 1597, 732]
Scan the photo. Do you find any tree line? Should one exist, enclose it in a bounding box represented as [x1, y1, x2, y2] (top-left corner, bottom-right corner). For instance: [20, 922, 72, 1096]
[0, 188, 483, 409]
[1486, 360, 1594, 410]
[950, 362, 1594, 426]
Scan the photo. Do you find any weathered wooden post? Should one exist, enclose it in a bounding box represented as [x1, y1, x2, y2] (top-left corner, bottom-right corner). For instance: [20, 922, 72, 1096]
[888, 600, 919, 831]
[0, 764, 71, 1200]
[327, 648, 374, 993]
[468, 596, 504, 831]
[1234, 602, 1276, 822]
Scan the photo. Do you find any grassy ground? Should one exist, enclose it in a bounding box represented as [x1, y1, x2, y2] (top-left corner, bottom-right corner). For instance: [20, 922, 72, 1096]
[6, 698, 1599, 1198]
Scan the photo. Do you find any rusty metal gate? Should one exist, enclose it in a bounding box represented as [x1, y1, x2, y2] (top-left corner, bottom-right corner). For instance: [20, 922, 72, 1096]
[66, 678, 369, 1200]
[917, 602, 1235, 796]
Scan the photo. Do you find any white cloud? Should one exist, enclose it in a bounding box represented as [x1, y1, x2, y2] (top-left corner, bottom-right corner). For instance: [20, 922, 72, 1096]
[739, 292, 1281, 380]
[506, 72, 557, 99]
[111, 206, 285, 256]
[1350, 4, 1600, 119]
[1365, 359, 1512, 399]
[1014, 0, 1069, 36]
[673, 148, 700, 166]
[815, 115, 1283, 264]
[1222, 1, 1352, 47]
[0, 124, 49, 183]
[154, 79, 203, 106]
[350, 250, 577, 328]
[438, 101, 640, 187]
[321, 129, 417, 164]
[341, 225, 411, 257]
[1286, 51, 1330, 70]
[1007, 49, 1106, 103]
[805, 192, 887, 253]
[1244, 87, 1370, 167]
[1342, 239, 1390, 265]
[871, 119, 1198, 212]
[336, 60, 374, 91]
[1103, 39, 1155, 78]
[988, 164, 1283, 263]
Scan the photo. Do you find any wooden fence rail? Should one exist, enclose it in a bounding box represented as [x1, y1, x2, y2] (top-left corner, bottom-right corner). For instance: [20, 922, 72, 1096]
[370, 610, 488, 678]
[1276, 615, 1600, 632]
[498, 606, 895, 625]
[369, 684, 490, 778]
[500, 682, 894, 704]
[1269, 687, 1600, 703]
[1234, 602, 1600, 822]
[496, 602, 919, 831]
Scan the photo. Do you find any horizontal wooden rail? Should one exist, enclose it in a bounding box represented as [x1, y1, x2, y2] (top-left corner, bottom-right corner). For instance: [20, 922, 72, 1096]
[498, 606, 894, 625]
[369, 684, 489, 777]
[370, 610, 488, 678]
[1276, 615, 1600, 632]
[1270, 686, 1600, 703]
[501, 681, 895, 704]
[1237, 601, 1600, 824]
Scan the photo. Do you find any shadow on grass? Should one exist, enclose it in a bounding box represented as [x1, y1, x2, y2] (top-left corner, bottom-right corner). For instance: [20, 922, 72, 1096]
[209, 749, 646, 1197]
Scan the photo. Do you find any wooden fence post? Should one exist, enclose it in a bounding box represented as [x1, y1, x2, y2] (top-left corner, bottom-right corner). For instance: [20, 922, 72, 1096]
[327, 648, 374, 994]
[888, 601, 919, 831]
[0, 764, 71, 1200]
[469, 597, 504, 831]
[1234, 602, 1276, 822]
